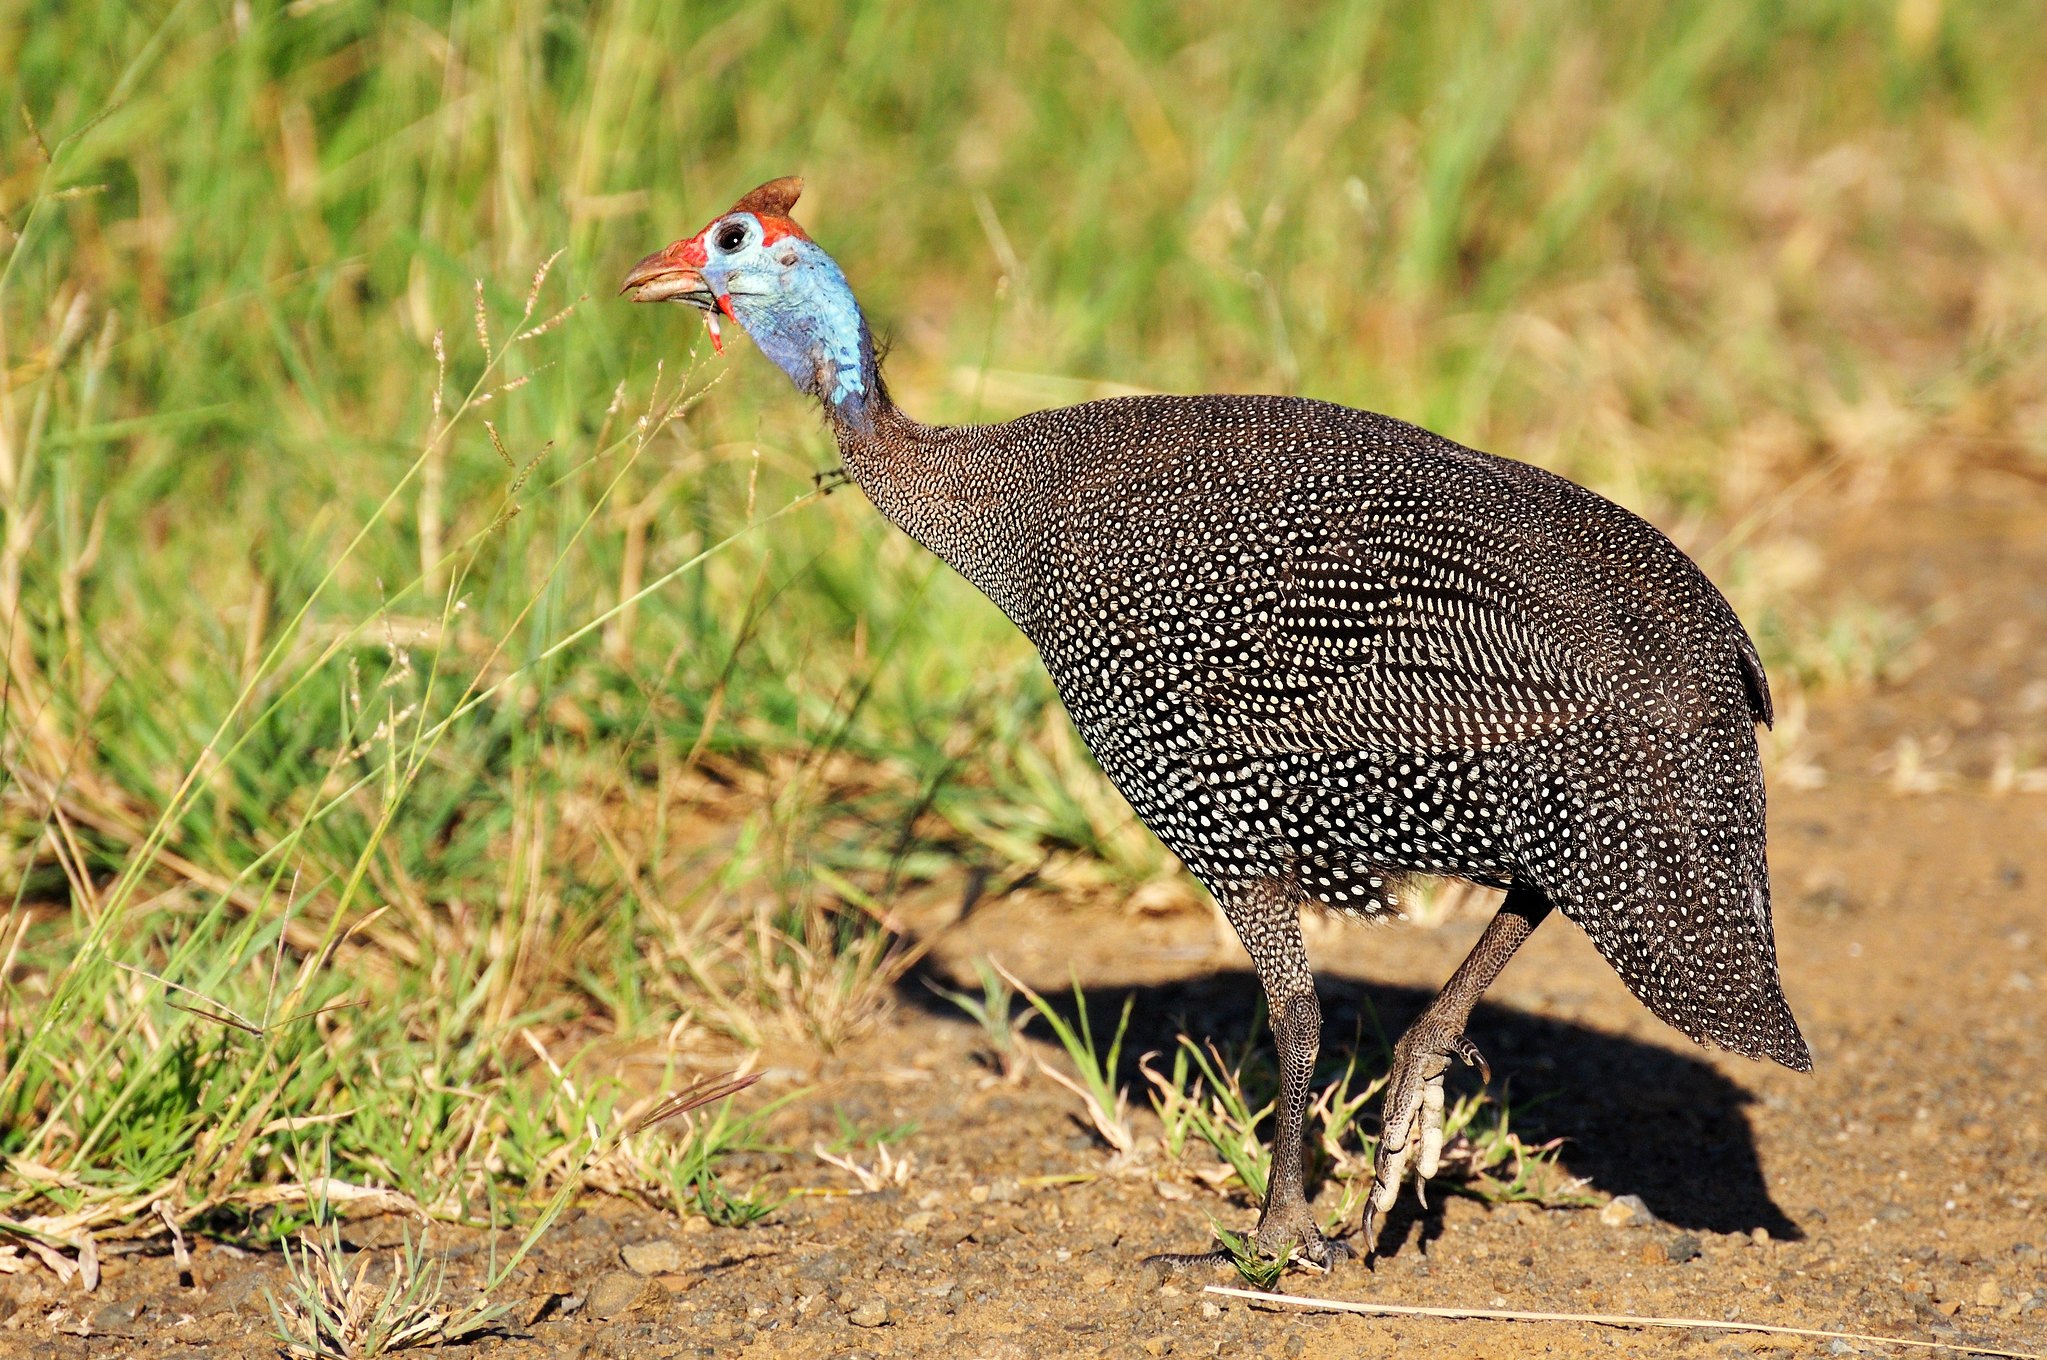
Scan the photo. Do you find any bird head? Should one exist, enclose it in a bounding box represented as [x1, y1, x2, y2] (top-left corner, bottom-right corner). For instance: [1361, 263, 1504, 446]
[622, 176, 877, 423]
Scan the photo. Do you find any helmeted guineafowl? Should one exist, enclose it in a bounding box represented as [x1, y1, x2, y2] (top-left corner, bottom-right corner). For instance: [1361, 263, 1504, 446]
[624, 177, 1810, 1269]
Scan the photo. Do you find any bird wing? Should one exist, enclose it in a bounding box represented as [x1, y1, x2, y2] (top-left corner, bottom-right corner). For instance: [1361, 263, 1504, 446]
[1051, 446, 1718, 759]
[1183, 498, 1625, 755]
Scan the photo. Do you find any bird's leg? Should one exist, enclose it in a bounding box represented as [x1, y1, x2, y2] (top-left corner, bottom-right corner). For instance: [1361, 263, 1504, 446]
[1251, 958, 1346, 1265]
[1146, 882, 1347, 1273]
[1362, 883, 1553, 1251]
[813, 463, 852, 494]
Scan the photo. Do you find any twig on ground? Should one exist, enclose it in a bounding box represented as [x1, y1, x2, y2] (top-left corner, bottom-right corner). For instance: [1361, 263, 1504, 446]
[1204, 1285, 2046, 1360]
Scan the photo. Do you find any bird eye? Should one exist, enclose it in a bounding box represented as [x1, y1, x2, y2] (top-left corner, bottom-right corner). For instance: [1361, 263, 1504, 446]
[714, 222, 748, 253]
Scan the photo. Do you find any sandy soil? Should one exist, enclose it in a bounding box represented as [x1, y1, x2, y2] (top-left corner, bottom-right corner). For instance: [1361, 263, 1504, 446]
[4, 468, 2044, 1359]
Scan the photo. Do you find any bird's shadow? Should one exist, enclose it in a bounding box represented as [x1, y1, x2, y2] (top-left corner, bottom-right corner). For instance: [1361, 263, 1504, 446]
[896, 960, 1801, 1249]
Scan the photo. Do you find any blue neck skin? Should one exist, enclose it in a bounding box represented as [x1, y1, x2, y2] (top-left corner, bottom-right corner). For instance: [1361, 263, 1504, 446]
[721, 238, 881, 436]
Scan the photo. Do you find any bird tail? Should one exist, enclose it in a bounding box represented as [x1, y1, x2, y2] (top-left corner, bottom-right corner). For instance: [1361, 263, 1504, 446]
[1630, 848, 1812, 1073]
[1523, 722, 1811, 1073]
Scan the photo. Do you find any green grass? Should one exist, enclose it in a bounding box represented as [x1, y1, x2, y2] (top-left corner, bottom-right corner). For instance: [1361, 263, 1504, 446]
[270, 1219, 508, 1358]
[996, 962, 1137, 1154]
[3, 0, 2044, 1265]
[1140, 1018, 1583, 1235]
[927, 955, 1035, 1082]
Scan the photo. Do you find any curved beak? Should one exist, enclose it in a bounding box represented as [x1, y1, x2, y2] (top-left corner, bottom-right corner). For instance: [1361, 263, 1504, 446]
[621, 246, 716, 307]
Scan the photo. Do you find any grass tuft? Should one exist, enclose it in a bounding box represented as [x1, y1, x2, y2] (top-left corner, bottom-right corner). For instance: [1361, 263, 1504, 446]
[992, 962, 1136, 1155]
[269, 1220, 507, 1359]
[1211, 1223, 1290, 1290]
[926, 956, 1036, 1083]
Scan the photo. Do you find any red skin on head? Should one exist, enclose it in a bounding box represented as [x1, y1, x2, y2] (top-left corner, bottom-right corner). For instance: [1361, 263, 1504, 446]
[675, 211, 810, 262]
[655, 179, 812, 356]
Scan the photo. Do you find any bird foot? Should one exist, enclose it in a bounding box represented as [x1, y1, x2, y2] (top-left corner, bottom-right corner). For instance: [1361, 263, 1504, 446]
[1143, 1200, 1351, 1275]
[1360, 1029, 1489, 1251]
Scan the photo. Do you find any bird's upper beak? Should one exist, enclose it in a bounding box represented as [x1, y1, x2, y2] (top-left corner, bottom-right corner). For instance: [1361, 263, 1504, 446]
[620, 244, 716, 308]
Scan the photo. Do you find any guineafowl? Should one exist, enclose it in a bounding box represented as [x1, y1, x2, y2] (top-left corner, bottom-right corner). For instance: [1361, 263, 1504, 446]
[623, 178, 1810, 1269]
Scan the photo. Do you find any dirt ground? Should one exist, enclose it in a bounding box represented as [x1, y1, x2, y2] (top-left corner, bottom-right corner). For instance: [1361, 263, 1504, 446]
[4, 466, 2045, 1359]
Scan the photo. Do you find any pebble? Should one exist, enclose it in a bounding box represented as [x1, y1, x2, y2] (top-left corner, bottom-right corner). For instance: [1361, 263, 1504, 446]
[1975, 1280, 2002, 1307]
[900, 1211, 935, 1233]
[620, 1239, 684, 1275]
[1664, 1233, 1703, 1264]
[844, 1294, 889, 1327]
[1599, 1195, 1654, 1228]
[584, 1270, 647, 1319]
[197, 1267, 276, 1317]
[89, 1301, 144, 1334]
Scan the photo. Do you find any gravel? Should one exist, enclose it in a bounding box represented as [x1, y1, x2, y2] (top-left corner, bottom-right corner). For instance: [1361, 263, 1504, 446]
[582, 1269, 648, 1319]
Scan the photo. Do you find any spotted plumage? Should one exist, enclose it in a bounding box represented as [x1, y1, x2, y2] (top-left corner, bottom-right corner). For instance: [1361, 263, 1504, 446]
[626, 179, 1810, 1270]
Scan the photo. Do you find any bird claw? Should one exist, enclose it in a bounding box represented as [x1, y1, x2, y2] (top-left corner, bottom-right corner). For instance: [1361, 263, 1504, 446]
[1450, 1033, 1491, 1085]
[1144, 1191, 1351, 1277]
[1361, 1030, 1490, 1253]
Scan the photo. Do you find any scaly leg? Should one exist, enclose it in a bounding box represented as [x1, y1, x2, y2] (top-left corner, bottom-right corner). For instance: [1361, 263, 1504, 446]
[1362, 883, 1553, 1251]
[1147, 878, 1348, 1271]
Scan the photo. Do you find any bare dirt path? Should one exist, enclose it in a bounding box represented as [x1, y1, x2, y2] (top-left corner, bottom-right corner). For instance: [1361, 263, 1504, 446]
[4, 470, 2044, 1359]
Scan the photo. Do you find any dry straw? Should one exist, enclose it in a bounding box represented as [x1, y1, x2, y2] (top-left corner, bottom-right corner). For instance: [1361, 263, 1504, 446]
[1205, 1285, 2045, 1360]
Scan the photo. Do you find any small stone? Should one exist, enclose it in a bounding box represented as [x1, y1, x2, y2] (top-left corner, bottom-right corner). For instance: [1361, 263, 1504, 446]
[584, 1270, 648, 1319]
[901, 1211, 935, 1234]
[1141, 1336, 1173, 1357]
[1199, 1300, 1223, 1319]
[1975, 1280, 2003, 1308]
[198, 1267, 277, 1317]
[1751, 1227, 1772, 1246]
[1664, 1233, 1703, 1264]
[620, 1240, 684, 1275]
[89, 1301, 144, 1334]
[1599, 1195, 1654, 1228]
[680, 1215, 713, 1235]
[845, 1295, 889, 1327]
[987, 1178, 1022, 1203]
[799, 1250, 848, 1285]
[968, 1185, 991, 1204]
